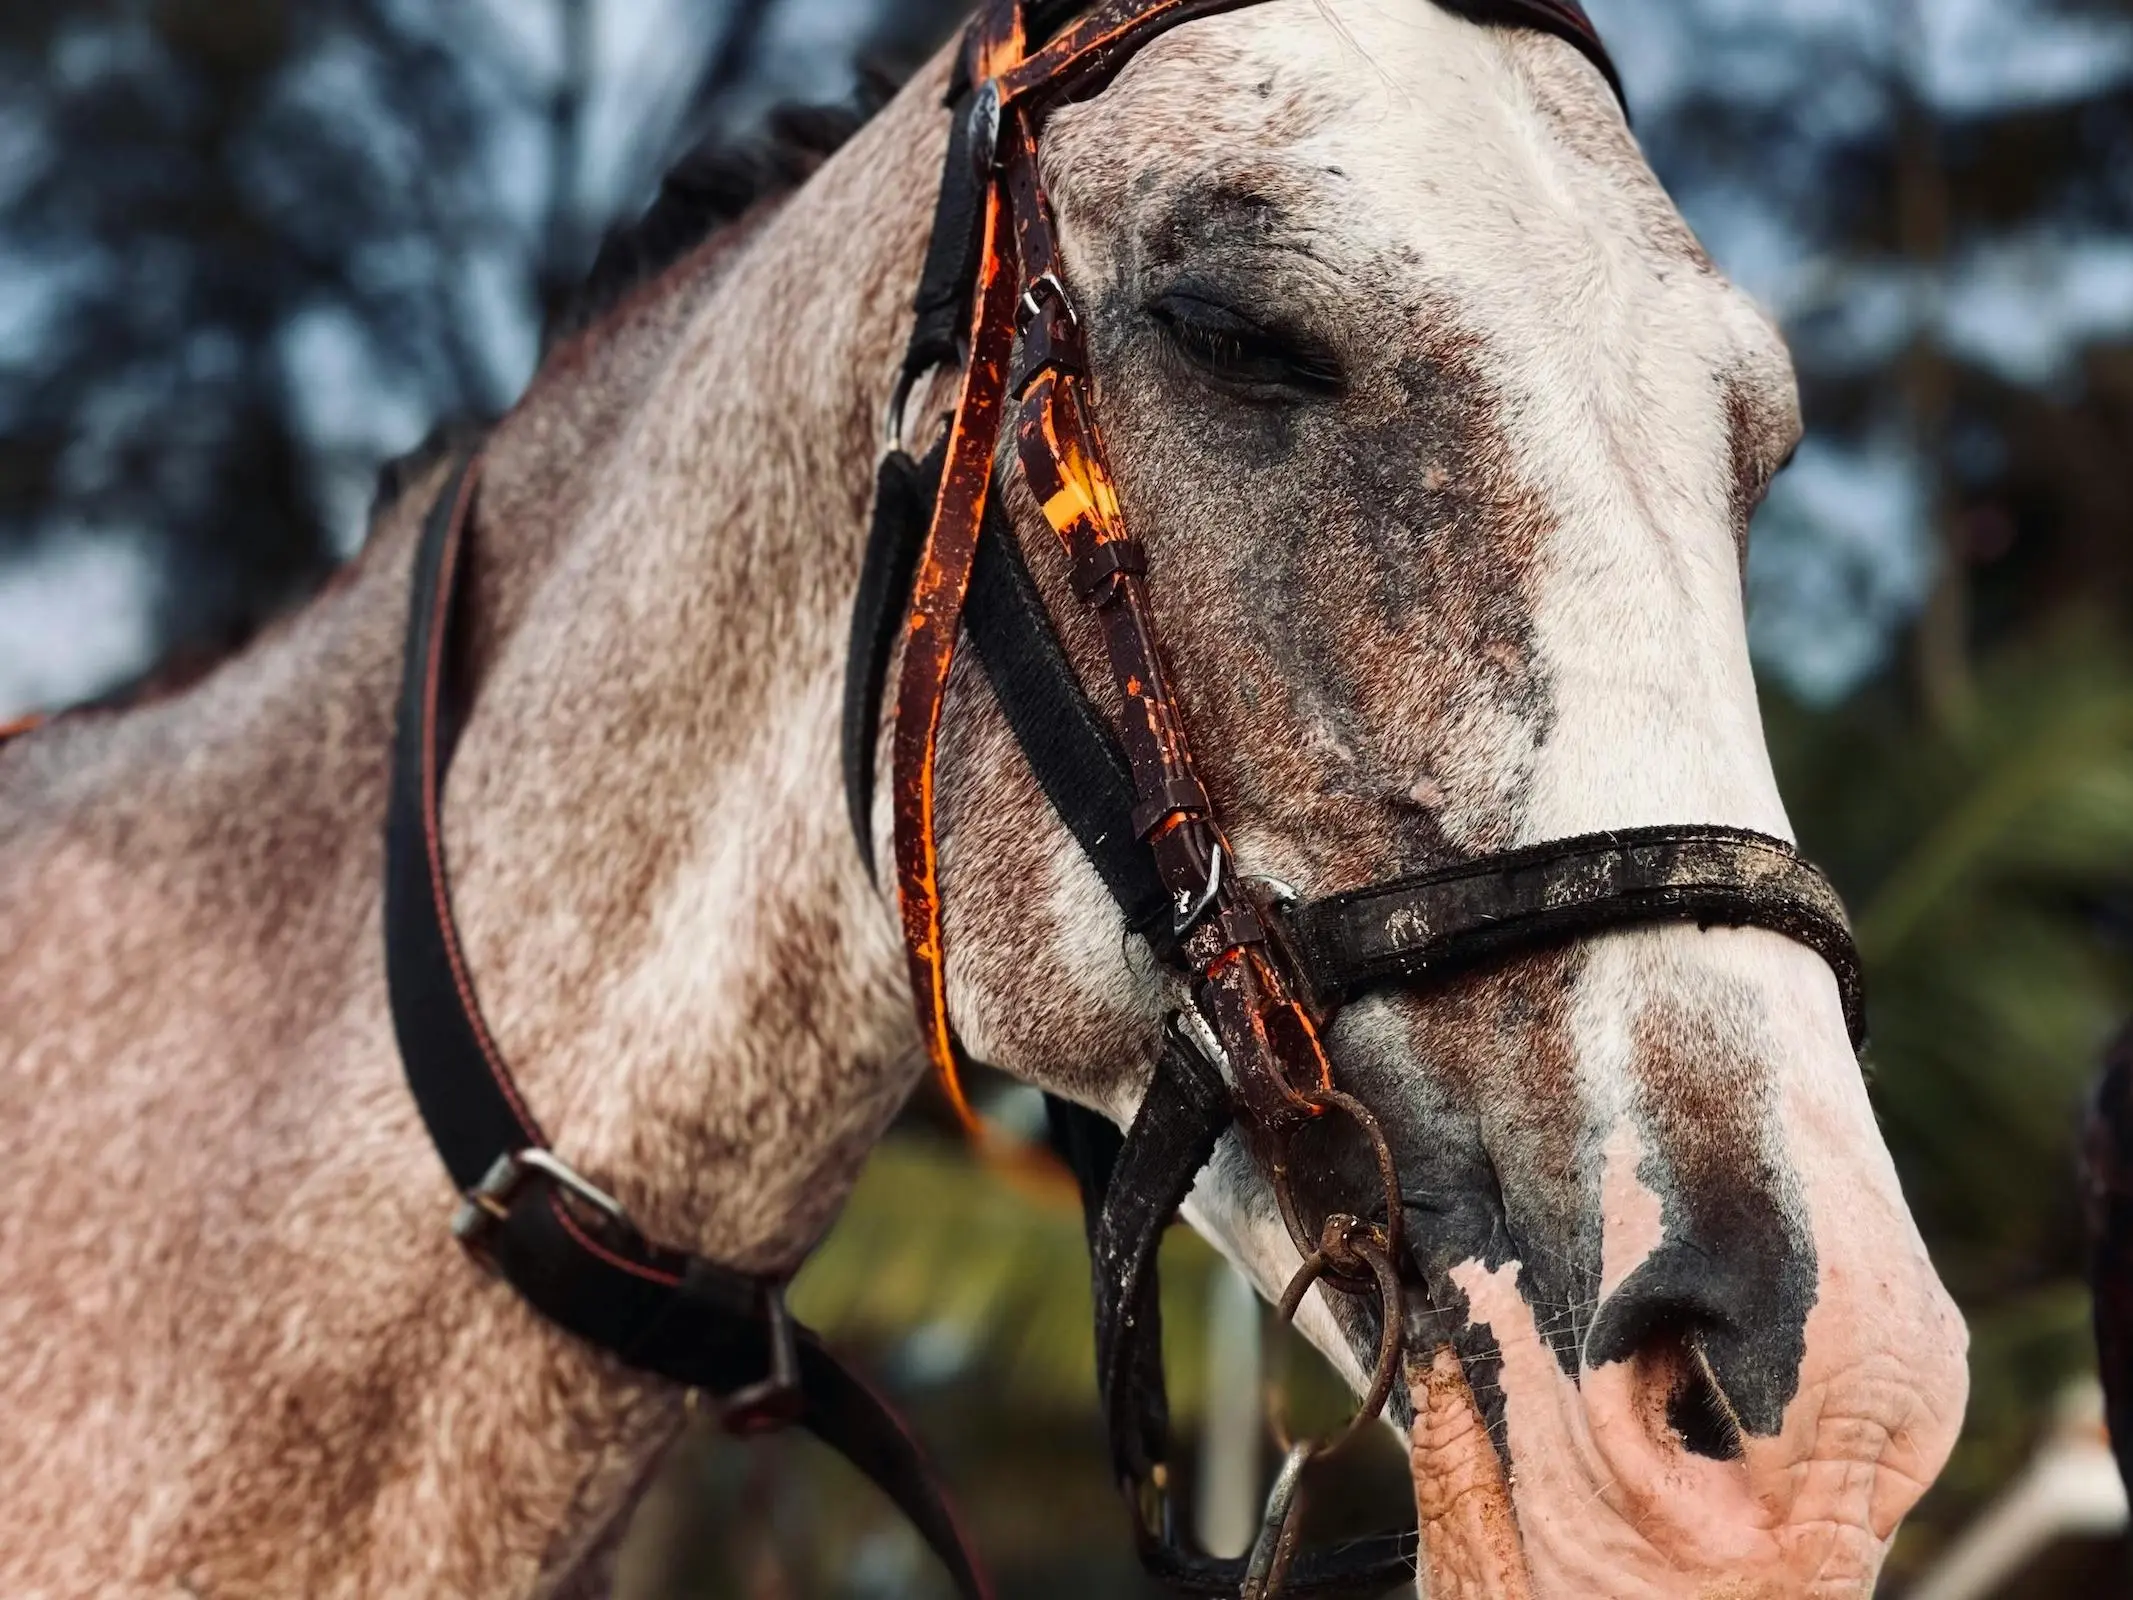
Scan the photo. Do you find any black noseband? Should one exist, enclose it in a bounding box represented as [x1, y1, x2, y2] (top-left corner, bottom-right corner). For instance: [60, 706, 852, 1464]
[1277, 824, 1866, 1049]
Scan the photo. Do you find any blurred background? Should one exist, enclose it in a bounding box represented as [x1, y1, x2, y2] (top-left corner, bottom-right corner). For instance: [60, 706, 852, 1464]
[3, 0, 2131, 1593]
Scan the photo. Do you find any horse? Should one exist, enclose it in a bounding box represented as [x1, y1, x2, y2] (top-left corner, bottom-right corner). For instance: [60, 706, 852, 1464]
[0, 1, 1968, 1595]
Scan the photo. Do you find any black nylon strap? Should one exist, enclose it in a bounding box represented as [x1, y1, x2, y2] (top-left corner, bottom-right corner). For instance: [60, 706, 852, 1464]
[843, 441, 947, 875]
[967, 499, 1169, 937]
[840, 439, 1163, 934]
[1278, 824, 1867, 1049]
[902, 84, 989, 392]
[385, 454, 989, 1600]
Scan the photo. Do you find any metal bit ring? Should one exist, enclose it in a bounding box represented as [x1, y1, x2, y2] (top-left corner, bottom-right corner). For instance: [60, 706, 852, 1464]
[1269, 1220, 1406, 1464]
[1269, 1086, 1406, 1293]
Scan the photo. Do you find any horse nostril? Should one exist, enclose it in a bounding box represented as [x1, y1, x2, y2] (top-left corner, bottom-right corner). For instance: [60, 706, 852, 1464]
[1663, 1330, 1745, 1462]
[1611, 1317, 1747, 1463]
[1585, 1233, 1812, 1451]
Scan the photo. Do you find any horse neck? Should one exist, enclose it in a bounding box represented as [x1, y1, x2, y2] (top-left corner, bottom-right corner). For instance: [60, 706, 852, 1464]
[0, 67, 954, 1600]
[428, 75, 947, 1272]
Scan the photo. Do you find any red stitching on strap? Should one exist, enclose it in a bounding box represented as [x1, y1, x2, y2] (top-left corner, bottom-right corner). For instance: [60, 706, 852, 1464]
[548, 1194, 684, 1288]
[418, 459, 550, 1148]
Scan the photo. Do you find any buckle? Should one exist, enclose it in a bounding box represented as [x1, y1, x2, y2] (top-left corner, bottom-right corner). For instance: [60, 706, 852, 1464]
[1017, 270, 1076, 331]
[451, 1148, 633, 1267]
[713, 1282, 805, 1436]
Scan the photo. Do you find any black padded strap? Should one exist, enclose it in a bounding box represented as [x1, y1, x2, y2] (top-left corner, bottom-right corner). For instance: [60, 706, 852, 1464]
[1278, 824, 1867, 1049]
[967, 498, 1168, 937]
[840, 445, 1160, 939]
[902, 84, 990, 391]
[843, 441, 947, 875]
[386, 452, 989, 1600]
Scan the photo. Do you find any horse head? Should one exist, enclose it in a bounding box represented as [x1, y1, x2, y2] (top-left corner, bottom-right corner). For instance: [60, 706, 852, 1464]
[915, 2, 1967, 1591]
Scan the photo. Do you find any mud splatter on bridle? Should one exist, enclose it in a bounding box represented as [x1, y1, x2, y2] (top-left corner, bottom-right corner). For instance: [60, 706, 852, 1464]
[361, 3, 1866, 1597]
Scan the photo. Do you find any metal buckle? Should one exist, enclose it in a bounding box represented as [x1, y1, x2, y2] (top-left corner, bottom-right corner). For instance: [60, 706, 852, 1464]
[451, 1148, 632, 1266]
[884, 361, 921, 455]
[1173, 838, 1225, 938]
[717, 1282, 806, 1436]
[1018, 270, 1076, 331]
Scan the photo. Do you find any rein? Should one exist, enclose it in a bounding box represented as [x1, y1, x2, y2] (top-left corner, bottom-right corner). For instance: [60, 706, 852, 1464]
[367, 3, 1865, 1598]
[382, 456, 990, 1597]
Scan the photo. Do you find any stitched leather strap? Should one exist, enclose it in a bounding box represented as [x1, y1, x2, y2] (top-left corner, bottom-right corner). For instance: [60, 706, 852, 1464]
[1276, 825, 1867, 1049]
[385, 453, 990, 1600]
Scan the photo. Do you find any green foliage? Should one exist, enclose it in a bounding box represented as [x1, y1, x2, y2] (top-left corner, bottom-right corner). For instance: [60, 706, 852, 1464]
[790, 1134, 1354, 1432]
[790, 1135, 1222, 1415]
[1768, 623, 2133, 1570]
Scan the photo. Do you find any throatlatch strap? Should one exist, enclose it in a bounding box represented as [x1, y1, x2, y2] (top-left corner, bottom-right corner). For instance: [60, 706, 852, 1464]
[1278, 825, 1868, 1049]
[384, 454, 989, 1600]
[967, 498, 1167, 938]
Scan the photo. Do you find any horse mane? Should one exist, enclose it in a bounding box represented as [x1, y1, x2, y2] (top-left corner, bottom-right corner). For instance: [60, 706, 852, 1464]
[551, 76, 898, 342]
[367, 77, 899, 534]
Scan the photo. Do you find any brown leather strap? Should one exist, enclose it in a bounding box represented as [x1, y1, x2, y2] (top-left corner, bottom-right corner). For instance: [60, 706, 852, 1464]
[890, 3, 1033, 1130]
[1000, 0, 1624, 117]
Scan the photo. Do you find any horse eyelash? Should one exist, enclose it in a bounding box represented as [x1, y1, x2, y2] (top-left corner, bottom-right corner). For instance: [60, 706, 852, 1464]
[1146, 294, 1344, 396]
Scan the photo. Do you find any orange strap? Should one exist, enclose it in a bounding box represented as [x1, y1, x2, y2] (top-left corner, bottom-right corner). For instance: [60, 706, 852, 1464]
[889, 170, 1025, 1130]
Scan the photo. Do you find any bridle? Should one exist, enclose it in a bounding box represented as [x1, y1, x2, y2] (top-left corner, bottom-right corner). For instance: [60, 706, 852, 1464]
[373, 3, 1866, 1598]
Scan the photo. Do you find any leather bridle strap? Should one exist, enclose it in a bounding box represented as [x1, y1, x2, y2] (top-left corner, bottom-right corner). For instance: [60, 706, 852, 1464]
[839, 1, 1857, 1594]
[384, 453, 990, 1600]
[1081, 1034, 1423, 1596]
[1280, 825, 1868, 1048]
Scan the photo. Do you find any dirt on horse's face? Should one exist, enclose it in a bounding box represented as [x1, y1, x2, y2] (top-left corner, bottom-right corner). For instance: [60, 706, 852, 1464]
[935, 0, 1966, 1592]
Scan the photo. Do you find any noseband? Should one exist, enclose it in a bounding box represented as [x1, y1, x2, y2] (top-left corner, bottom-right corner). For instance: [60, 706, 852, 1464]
[848, 0, 1862, 1592]
[380, 3, 1864, 1598]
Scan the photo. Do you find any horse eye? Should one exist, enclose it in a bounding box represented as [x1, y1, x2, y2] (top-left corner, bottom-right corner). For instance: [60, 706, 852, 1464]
[1146, 292, 1344, 397]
